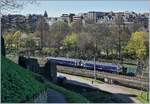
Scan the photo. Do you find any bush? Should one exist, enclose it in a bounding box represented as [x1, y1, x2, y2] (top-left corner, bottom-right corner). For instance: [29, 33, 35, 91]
[127, 72, 135, 76]
[138, 92, 149, 103]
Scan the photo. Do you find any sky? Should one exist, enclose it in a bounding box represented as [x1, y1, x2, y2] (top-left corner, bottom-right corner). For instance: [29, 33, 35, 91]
[11, 0, 150, 17]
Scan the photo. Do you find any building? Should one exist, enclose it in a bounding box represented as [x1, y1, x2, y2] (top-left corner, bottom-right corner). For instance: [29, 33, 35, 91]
[87, 11, 105, 23]
[61, 14, 70, 23]
[68, 13, 75, 23]
[46, 17, 63, 26]
[73, 15, 81, 22]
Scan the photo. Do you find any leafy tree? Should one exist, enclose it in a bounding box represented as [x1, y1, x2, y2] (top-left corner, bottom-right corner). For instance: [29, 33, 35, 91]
[124, 31, 148, 74]
[25, 37, 36, 56]
[64, 33, 78, 47]
[13, 31, 21, 49]
[63, 33, 78, 57]
[125, 31, 148, 59]
[3, 33, 13, 49]
[25, 37, 36, 49]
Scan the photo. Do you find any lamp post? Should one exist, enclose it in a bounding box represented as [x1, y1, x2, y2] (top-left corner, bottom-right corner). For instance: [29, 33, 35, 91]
[94, 55, 96, 82]
[93, 40, 97, 83]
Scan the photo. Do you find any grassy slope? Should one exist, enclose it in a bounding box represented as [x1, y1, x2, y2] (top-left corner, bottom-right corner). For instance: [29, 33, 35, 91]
[1, 56, 46, 102]
[137, 92, 149, 103]
[1, 56, 89, 103]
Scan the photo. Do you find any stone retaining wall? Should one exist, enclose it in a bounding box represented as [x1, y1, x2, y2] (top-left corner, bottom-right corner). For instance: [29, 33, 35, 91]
[33, 90, 48, 103]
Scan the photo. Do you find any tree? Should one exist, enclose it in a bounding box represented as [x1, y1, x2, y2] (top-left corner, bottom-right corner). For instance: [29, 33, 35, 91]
[110, 24, 130, 57]
[125, 31, 148, 59]
[3, 32, 13, 49]
[49, 21, 70, 49]
[77, 32, 94, 59]
[115, 15, 124, 59]
[25, 37, 36, 56]
[124, 31, 148, 74]
[36, 16, 49, 48]
[71, 20, 83, 33]
[0, 0, 23, 14]
[64, 32, 78, 56]
[13, 31, 21, 49]
[64, 33, 78, 48]
[0, 0, 36, 15]
[25, 38, 36, 49]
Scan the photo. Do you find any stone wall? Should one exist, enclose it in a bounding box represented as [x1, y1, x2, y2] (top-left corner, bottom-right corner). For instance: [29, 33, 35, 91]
[18, 56, 57, 83]
[1, 36, 6, 56]
[43, 60, 57, 82]
[33, 90, 48, 103]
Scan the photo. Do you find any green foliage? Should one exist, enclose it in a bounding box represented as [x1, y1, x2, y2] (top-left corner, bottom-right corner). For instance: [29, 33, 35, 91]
[1, 56, 89, 103]
[42, 47, 56, 55]
[138, 92, 149, 103]
[50, 21, 70, 36]
[25, 38, 36, 49]
[13, 31, 21, 41]
[1, 56, 46, 102]
[64, 33, 78, 46]
[42, 47, 51, 55]
[13, 31, 21, 47]
[49, 21, 71, 49]
[124, 31, 148, 59]
[3, 33, 13, 48]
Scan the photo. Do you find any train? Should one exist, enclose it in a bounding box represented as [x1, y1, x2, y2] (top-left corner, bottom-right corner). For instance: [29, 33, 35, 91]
[47, 57, 122, 73]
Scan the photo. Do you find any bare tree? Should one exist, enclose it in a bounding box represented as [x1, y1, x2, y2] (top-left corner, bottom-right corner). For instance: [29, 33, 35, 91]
[115, 15, 124, 60]
[36, 16, 49, 49]
[0, 0, 37, 15]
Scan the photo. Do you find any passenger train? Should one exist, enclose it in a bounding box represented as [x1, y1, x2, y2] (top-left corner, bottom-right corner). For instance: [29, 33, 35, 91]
[47, 57, 122, 73]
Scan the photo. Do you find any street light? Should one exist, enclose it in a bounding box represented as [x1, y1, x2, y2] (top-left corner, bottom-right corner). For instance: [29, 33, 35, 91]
[94, 55, 96, 82]
[93, 40, 97, 84]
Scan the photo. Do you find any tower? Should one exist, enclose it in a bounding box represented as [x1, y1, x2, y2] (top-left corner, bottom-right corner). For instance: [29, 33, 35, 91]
[44, 10, 48, 18]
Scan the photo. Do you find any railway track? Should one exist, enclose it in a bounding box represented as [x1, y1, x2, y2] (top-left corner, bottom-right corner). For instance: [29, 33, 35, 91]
[57, 65, 149, 90]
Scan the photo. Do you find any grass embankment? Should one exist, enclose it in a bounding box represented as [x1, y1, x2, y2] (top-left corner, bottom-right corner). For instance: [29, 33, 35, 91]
[63, 83, 122, 103]
[1, 56, 89, 103]
[45, 81, 89, 103]
[138, 92, 149, 103]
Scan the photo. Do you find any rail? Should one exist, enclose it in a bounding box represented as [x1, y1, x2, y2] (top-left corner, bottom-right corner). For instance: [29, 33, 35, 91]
[57, 65, 148, 90]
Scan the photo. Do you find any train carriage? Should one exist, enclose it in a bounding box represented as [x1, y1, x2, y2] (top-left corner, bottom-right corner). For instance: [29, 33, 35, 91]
[47, 57, 121, 73]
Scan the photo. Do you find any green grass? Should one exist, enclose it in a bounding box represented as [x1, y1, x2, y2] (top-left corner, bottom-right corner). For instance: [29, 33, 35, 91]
[1, 56, 46, 102]
[138, 92, 149, 103]
[1, 56, 89, 103]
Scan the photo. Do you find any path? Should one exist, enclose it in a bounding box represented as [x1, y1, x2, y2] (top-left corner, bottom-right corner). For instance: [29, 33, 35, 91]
[34, 89, 67, 103]
[58, 72, 141, 103]
[47, 89, 67, 103]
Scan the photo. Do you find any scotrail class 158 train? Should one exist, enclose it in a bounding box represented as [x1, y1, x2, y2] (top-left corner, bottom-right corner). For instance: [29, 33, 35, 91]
[47, 57, 122, 73]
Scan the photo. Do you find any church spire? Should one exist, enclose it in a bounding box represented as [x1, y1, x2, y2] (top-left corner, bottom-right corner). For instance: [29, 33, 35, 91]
[44, 10, 48, 18]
